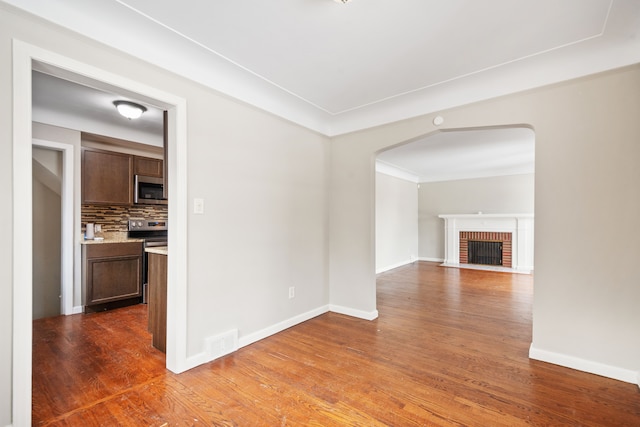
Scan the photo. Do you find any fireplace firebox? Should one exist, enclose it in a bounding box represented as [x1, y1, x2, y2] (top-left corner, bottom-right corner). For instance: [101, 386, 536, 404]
[468, 241, 503, 266]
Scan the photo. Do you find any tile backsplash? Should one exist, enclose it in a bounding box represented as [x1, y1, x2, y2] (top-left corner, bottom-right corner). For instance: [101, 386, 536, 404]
[82, 204, 168, 232]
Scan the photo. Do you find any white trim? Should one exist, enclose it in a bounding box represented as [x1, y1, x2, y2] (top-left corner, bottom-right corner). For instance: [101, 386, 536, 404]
[376, 259, 415, 274]
[12, 39, 189, 425]
[418, 257, 445, 263]
[441, 263, 532, 274]
[8, 0, 640, 137]
[237, 306, 330, 352]
[375, 161, 419, 183]
[12, 37, 33, 427]
[184, 303, 378, 371]
[330, 305, 379, 321]
[529, 345, 639, 384]
[165, 104, 190, 373]
[32, 139, 75, 316]
[182, 302, 383, 371]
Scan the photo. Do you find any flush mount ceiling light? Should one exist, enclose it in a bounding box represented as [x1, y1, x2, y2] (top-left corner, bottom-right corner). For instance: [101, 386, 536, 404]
[334, 0, 352, 3]
[113, 100, 147, 120]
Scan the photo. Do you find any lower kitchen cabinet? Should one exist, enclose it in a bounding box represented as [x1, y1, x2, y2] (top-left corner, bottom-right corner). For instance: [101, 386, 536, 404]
[83, 242, 143, 311]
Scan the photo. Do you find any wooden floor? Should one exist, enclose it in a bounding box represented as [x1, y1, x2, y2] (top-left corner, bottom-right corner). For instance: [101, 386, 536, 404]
[33, 262, 640, 426]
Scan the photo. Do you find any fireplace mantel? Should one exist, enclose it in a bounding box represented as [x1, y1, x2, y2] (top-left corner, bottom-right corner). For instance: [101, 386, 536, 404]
[438, 213, 534, 273]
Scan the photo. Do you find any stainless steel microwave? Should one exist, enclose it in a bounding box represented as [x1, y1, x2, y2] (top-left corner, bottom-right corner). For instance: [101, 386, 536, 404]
[134, 175, 167, 205]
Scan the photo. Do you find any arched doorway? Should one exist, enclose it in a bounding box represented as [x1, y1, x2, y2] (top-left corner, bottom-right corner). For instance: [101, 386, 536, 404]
[374, 126, 535, 274]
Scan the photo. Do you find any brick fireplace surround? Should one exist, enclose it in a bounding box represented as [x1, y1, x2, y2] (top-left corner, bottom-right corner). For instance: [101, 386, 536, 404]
[459, 231, 512, 268]
[438, 213, 534, 273]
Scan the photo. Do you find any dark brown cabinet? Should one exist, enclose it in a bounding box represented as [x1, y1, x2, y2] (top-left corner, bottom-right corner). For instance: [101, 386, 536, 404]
[147, 252, 167, 352]
[134, 156, 164, 178]
[82, 147, 164, 205]
[82, 149, 133, 205]
[83, 242, 143, 309]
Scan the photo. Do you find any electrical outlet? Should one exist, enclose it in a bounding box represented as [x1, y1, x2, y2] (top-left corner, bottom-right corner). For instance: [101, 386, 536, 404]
[288, 286, 295, 299]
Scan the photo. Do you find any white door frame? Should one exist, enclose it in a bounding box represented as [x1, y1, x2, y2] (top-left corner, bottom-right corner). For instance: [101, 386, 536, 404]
[13, 40, 189, 426]
[32, 139, 75, 316]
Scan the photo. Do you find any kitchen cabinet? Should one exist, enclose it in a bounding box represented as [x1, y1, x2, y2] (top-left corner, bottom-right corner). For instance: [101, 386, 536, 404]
[134, 156, 163, 178]
[82, 148, 133, 205]
[83, 242, 143, 310]
[147, 252, 167, 352]
[82, 148, 164, 205]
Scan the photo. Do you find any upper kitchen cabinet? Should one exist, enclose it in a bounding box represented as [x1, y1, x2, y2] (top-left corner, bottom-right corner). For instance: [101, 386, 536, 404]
[134, 156, 163, 178]
[82, 148, 133, 205]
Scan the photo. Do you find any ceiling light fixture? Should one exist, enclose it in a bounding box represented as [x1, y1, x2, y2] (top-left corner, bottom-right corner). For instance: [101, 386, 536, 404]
[334, 0, 352, 3]
[113, 100, 147, 120]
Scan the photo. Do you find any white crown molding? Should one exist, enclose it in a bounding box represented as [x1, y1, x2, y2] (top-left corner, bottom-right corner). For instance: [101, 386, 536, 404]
[375, 161, 419, 183]
[4, 0, 640, 136]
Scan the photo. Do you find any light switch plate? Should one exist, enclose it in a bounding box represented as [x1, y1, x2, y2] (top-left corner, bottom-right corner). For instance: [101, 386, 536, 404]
[194, 198, 204, 214]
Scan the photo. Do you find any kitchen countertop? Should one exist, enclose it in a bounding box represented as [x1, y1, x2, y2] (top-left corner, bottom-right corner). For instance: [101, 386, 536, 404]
[145, 246, 168, 256]
[80, 231, 144, 245]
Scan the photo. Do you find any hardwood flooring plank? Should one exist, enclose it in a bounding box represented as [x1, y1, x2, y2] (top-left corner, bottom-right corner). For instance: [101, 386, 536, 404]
[33, 262, 640, 426]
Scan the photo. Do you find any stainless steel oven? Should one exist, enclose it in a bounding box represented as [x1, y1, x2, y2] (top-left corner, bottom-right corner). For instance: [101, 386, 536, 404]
[128, 217, 168, 303]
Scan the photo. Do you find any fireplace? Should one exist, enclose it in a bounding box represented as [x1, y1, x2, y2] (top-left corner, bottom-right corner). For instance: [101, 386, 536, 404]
[438, 214, 533, 273]
[460, 231, 512, 267]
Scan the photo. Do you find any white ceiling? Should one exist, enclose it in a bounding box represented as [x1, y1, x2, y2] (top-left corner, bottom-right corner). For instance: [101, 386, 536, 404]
[32, 70, 165, 146]
[12, 0, 640, 180]
[377, 127, 535, 183]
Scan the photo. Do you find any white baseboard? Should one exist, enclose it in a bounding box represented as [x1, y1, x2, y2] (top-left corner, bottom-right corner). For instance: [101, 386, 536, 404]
[376, 259, 414, 274]
[419, 257, 444, 263]
[63, 305, 83, 315]
[376, 257, 446, 273]
[529, 344, 639, 384]
[329, 304, 378, 321]
[182, 306, 330, 371]
[238, 305, 330, 349]
[180, 303, 381, 372]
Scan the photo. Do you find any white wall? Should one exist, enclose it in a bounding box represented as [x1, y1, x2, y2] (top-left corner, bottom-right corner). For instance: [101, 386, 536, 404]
[329, 65, 640, 387]
[375, 172, 418, 273]
[418, 174, 535, 261]
[2, 5, 330, 424]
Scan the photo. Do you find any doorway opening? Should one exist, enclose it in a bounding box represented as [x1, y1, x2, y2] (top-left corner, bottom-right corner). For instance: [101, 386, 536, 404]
[374, 126, 535, 274]
[32, 140, 75, 318]
[12, 40, 189, 425]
